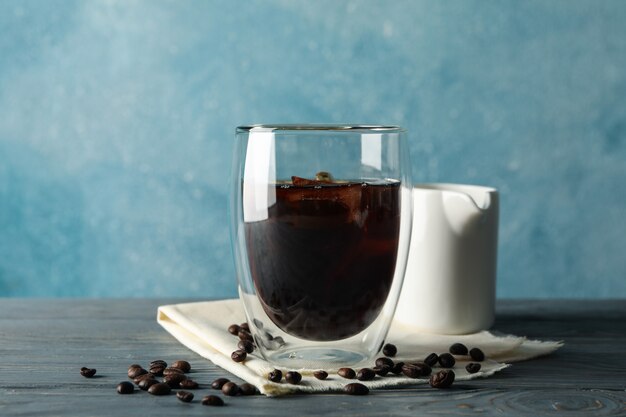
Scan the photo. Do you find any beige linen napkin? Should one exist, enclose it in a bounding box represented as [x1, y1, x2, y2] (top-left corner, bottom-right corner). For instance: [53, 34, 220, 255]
[157, 299, 562, 396]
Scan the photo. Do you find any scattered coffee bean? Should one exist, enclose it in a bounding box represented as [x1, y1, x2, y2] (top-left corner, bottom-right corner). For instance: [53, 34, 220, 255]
[171, 360, 191, 373]
[401, 363, 421, 378]
[164, 372, 187, 388]
[163, 367, 184, 376]
[469, 347, 485, 362]
[424, 353, 439, 367]
[375, 357, 394, 368]
[238, 340, 255, 354]
[449, 343, 469, 355]
[313, 370, 328, 380]
[179, 379, 199, 389]
[285, 371, 302, 384]
[176, 390, 194, 403]
[149, 364, 165, 376]
[382, 343, 397, 357]
[221, 381, 239, 396]
[238, 330, 254, 342]
[239, 383, 257, 395]
[373, 365, 390, 376]
[356, 368, 376, 381]
[228, 324, 241, 335]
[211, 377, 230, 389]
[117, 381, 134, 394]
[149, 359, 167, 367]
[429, 370, 455, 388]
[231, 349, 247, 363]
[240, 322, 250, 332]
[80, 367, 96, 378]
[133, 373, 155, 385]
[268, 369, 282, 383]
[402, 362, 431, 377]
[127, 366, 147, 379]
[202, 394, 225, 406]
[338, 368, 356, 379]
[137, 378, 159, 391]
[344, 382, 369, 395]
[417, 362, 432, 376]
[391, 361, 405, 375]
[466, 363, 481, 374]
[438, 353, 456, 368]
[148, 382, 171, 396]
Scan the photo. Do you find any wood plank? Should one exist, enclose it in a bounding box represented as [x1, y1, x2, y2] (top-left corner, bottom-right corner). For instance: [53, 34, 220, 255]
[0, 299, 624, 416]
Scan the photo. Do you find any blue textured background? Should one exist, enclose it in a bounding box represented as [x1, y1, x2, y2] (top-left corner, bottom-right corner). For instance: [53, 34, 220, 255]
[1, 0, 624, 298]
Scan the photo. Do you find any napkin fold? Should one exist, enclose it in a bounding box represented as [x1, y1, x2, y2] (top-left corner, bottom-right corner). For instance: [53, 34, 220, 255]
[157, 299, 562, 396]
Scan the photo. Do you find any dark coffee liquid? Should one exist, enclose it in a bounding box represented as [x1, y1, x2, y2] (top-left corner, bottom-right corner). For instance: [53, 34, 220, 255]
[244, 180, 401, 341]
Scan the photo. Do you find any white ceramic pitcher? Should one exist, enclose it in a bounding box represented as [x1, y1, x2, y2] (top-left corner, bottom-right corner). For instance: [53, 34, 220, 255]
[394, 183, 499, 334]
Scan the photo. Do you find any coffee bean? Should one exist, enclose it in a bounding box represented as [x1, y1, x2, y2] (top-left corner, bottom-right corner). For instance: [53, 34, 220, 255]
[211, 377, 230, 389]
[373, 365, 390, 376]
[238, 340, 255, 354]
[149, 359, 167, 367]
[176, 390, 194, 403]
[179, 379, 199, 389]
[253, 318, 264, 329]
[438, 353, 456, 368]
[429, 370, 455, 388]
[231, 349, 247, 363]
[171, 360, 191, 373]
[356, 368, 375, 381]
[149, 364, 165, 376]
[449, 343, 468, 355]
[391, 361, 405, 375]
[80, 367, 96, 378]
[239, 383, 257, 395]
[202, 394, 224, 406]
[228, 324, 241, 335]
[163, 372, 187, 388]
[401, 364, 421, 378]
[133, 373, 155, 385]
[313, 370, 328, 380]
[268, 369, 282, 383]
[466, 363, 481, 374]
[221, 381, 239, 396]
[415, 362, 432, 376]
[402, 363, 432, 378]
[469, 347, 485, 362]
[424, 353, 439, 367]
[338, 368, 356, 379]
[285, 371, 302, 384]
[240, 322, 250, 332]
[127, 366, 147, 379]
[117, 381, 134, 394]
[238, 330, 253, 342]
[163, 367, 184, 376]
[344, 382, 369, 395]
[382, 343, 397, 357]
[138, 378, 159, 391]
[375, 357, 394, 368]
[148, 382, 171, 396]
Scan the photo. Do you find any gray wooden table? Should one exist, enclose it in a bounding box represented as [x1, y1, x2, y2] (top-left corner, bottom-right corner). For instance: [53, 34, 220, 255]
[0, 299, 624, 416]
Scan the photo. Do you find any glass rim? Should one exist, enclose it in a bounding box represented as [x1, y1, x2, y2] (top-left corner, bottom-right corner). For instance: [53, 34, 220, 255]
[236, 124, 405, 133]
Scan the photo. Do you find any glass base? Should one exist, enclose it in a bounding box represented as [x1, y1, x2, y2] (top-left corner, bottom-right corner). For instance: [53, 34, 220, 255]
[264, 347, 368, 369]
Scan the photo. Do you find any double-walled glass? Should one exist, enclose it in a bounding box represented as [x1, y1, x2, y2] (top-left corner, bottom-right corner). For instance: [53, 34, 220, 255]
[230, 125, 412, 368]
